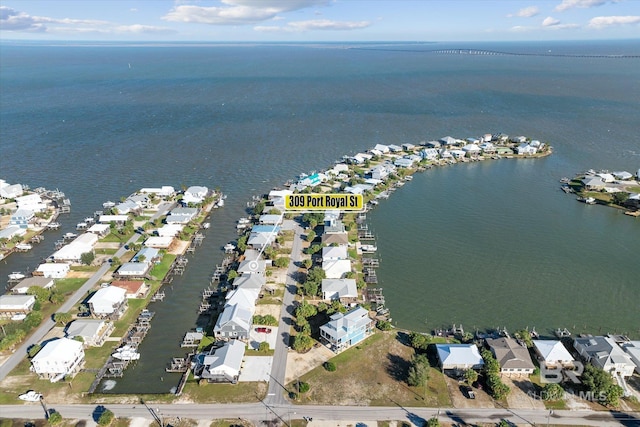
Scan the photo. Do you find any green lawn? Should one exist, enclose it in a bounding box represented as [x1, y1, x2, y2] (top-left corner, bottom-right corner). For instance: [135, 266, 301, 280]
[112, 299, 147, 336]
[181, 376, 267, 403]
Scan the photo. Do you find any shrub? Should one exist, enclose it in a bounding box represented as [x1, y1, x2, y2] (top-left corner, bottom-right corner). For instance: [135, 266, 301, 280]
[376, 320, 392, 331]
[296, 381, 310, 393]
[323, 361, 337, 372]
[48, 411, 63, 425]
[258, 341, 270, 353]
[97, 409, 114, 426]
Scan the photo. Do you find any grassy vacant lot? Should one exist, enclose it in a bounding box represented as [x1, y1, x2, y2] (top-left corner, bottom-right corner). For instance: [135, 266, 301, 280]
[291, 331, 451, 408]
[180, 375, 267, 403]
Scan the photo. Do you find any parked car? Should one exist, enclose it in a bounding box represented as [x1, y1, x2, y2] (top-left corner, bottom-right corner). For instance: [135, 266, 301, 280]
[460, 385, 476, 399]
[77, 312, 91, 318]
[255, 327, 272, 334]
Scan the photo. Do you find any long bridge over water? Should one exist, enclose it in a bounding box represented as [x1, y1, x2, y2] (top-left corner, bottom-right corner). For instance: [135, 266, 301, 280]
[350, 47, 640, 59]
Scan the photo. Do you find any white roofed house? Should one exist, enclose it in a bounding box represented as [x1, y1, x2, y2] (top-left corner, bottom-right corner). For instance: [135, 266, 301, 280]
[51, 233, 98, 263]
[373, 144, 390, 153]
[516, 143, 537, 156]
[435, 344, 484, 371]
[30, 337, 85, 382]
[166, 207, 198, 224]
[319, 306, 374, 353]
[0, 183, 23, 199]
[440, 136, 457, 146]
[247, 232, 275, 251]
[533, 340, 575, 369]
[462, 144, 481, 156]
[387, 144, 403, 152]
[144, 236, 174, 248]
[88, 286, 127, 319]
[321, 278, 358, 302]
[237, 259, 267, 275]
[0, 226, 26, 241]
[139, 186, 175, 198]
[231, 273, 265, 292]
[621, 341, 640, 375]
[194, 339, 245, 383]
[258, 214, 282, 225]
[0, 294, 36, 319]
[421, 148, 439, 161]
[115, 262, 151, 279]
[321, 246, 348, 262]
[581, 176, 607, 191]
[402, 143, 416, 151]
[182, 186, 208, 205]
[15, 193, 47, 212]
[98, 214, 129, 225]
[65, 319, 114, 347]
[35, 262, 70, 279]
[322, 259, 352, 279]
[87, 223, 110, 237]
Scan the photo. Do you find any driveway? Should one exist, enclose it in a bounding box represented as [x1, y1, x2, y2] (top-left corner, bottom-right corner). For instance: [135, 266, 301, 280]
[249, 326, 278, 351]
[240, 356, 273, 382]
[503, 377, 546, 410]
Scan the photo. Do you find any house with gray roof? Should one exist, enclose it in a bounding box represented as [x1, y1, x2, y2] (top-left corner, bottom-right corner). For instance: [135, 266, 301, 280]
[116, 262, 150, 279]
[10, 277, 55, 295]
[214, 303, 253, 340]
[65, 319, 114, 347]
[320, 306, 374, 353]
[486, 337, 535, 376]
[166, 207, 198, 224]
[621, 341, 640, 375]
[322, 278, 357, 302]
[0, 294, 36, 319]
[232, 273, 265, 292]
[237, 259, 267, 275]
[574, 335, 636, 377]
[10, 209, 34, 229]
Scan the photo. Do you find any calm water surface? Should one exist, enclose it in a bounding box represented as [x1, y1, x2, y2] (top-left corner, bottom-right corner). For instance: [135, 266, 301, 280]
[1, 41, 639, 393]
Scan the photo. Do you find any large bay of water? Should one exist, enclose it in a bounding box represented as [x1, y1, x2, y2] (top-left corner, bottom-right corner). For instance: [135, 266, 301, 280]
[1, 40, 638, 392]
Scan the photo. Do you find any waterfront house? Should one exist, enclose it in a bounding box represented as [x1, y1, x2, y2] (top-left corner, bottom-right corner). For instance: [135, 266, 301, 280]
[133, 247, 161, 264]
[440, 136, 457, 146]
[533, 340, 575, 369]
[373, 144, 390, 153]
[486, 337, 535, 377]
[10, 209, 34, 229]
[144, 236, 173, 249]
[0, 225, 27, 241]
[387, 144, 403, 152]
[0, 294, 36, 319]
[0, 182, 23, 199]
[495, 147, 514, 155]
[613, 171, 633, 181]
[516, 143, 537, 155]
[259, 214, 282, 225]
[322, 259, 352, 279]
[394, 158, 414, 168]
[16, 194, 47, 212]
[450, 149, 467, 159]
[462, 144, 481, 155]
[323, 210, 341, 227]
[237, 259, 267, 275]
[157, 223, 183, 237]
[369, 149, 383, 157]
[88, 286, 127, 319]
[421, 148, 439, 161]
[139, 186, 175, 198]
[166, 207, 198, 224]
[194, 339, 245, 383]
[581, 176, 607, 191]
[573, 335, 636, 377]
[344, 183, 374, 194]
[10, 277, 55, 295]
[511, 136, 527, 144]
[321, 246, 348, 262]
[247, 232, 275, 250]
[322, 221, 349, 245]
[620, 342, 640, 374]
[30, 337, 85, 382]
[115, 199, 140, 215]
[214, 303, 253, 340]
[596, 173, 615, 183]
[65, 319, 114, 347]
[232, 273, 266, 292]
[51, 233, 98, 263]
[110, 280, 148, 299]
[182, 186, 208, 205]
[425, 141, 441, 149]
[319, 306, 374, 353]
[370, 164, 391, 180]
[226, 287, 259, 311]
[87, 223, 110, 237]
[321, 278, 358, 302]
[480, 142, 496, 153]
[435, 344, 484, 371]
[98, 214, 129, 225]
[35, 262, 70, 279]
[402, 143, 416, 151]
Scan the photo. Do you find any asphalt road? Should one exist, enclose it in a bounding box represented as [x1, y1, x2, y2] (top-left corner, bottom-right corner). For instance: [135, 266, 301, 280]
[0, 202, 175, 382]
[1, 402, 638, 426]
[265, 218, 305, 406]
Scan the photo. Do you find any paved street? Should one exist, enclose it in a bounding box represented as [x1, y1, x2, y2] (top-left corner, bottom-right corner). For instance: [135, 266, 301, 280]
[0, 403, 638, 426]
[0, 202, 174, 382]
[265, 218, 305, 406]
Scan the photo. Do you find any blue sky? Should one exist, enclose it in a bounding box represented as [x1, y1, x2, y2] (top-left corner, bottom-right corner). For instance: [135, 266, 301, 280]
[1, 0, 639, 42]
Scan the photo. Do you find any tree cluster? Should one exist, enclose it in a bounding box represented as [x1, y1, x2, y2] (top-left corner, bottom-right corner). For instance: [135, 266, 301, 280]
[581, 363, 625, 407]
[481, 348, 510, 400]
[407, 353, 430, 387]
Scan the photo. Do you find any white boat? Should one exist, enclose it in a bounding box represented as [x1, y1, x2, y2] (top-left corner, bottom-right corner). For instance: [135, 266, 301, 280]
[112, 345, 140, 361]
[215, 198, 225, 208]
[15, 243, 33, 251]
[18, 390, 42, 402]
[238, 217, 250, 224]
[103, 201, 116, 208]
[11, 313, 27, 321]
[224, 243, 235, 253]
[46, 222, 61, 230]
[63, 232, 77, 240]
[8, 272, 26, 281]
[202, 223, 210, 229]
[361, 244, 377, 253]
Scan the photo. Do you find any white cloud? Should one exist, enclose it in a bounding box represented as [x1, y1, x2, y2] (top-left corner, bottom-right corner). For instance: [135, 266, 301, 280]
[0, 6, 174, 35]
[588, 15, 640, 28]
[555, 0, 619, 12]
[255, 19, 371, 33]
[163, 0, 331, 25]
[508, 6, 540, 18]
[542, 16, 561, 26]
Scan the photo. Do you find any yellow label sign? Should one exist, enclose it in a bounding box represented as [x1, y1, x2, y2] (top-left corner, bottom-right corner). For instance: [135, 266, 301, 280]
[285, 194, 364, 211]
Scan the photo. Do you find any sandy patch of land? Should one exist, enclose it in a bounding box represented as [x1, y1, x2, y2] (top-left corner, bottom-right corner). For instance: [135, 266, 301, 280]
[254, 303, 281, 318]
[168, 240, 190, 255]
[502, 377, 546, 410]
[285, 345, 335, 384]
